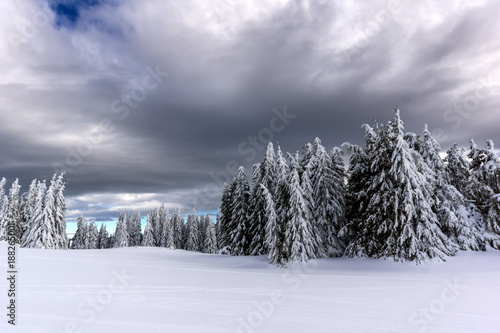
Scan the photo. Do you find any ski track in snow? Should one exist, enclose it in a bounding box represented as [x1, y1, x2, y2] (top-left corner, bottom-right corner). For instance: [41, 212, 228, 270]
[0, 242, 499, 333]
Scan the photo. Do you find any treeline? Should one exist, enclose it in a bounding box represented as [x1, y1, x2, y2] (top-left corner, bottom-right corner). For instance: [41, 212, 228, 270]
[218, 140, 346, 265]
[0, 173, 68, 249]
[70, 206, 218, 254]
[218, 108, 500, 264]
[3, 108, 499, 267]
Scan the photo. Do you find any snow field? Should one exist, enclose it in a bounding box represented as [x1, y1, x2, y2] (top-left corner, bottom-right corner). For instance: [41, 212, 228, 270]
[1, 242, 500, 333]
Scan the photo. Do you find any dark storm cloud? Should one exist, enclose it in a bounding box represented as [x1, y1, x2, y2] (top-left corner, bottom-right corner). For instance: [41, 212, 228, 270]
[1, 0, 499, 220]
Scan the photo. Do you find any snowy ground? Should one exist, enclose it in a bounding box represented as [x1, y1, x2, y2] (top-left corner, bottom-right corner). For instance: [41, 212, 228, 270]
[0, 242, 499, 333]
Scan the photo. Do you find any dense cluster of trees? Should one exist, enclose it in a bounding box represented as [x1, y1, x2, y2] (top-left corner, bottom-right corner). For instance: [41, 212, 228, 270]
[220, 108, 500, 264]
[340, 110, 498, 263]
[0, 173, 68, 249]
[218, 140, 347, 265]
[71, 205, 218, 254]
[70, 215, 113, 249]
[2, 109, 498, 266]
[218, 139, 346, 265]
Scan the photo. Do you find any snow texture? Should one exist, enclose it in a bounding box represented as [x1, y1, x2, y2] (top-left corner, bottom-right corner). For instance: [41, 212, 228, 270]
[1, 243, 499, 333]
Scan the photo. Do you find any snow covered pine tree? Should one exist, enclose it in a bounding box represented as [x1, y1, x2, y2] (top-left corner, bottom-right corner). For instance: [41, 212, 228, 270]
[344, 107, 457, 263]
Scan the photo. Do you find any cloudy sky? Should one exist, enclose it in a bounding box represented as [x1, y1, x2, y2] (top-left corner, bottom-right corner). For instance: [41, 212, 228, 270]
[1, 0, 499, 230]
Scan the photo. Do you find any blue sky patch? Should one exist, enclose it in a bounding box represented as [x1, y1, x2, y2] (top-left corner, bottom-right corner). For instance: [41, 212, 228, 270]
[50, 0, 103, 28]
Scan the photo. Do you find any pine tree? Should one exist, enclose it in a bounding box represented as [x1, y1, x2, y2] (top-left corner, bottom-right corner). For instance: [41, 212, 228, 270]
[288, 150, 302, 172]
[342, 134, 375, 246]
[114, 212, 129, 248]
[170, 209, 179, 249]
[247, 163, 267, 255]
[469, 139, 500, 193]
[328, 147, 348, 254]
[163, 209, 174, 249]
[262, 185, 282, 265]
[88, 220, 98, 249]
[155, 204, 166, 247]
[41, 178, 57, 249]
[149, 208, 158, 246]
[467, 140, 493, 213]
[416, 126, 485, 251]
[125, 213, 133, 245]
[142, 211, 155, 247]
[445, 144, 472, 196]
[468, 139, 500, 247]
[435, 182, 486, 251]
[344, 108, 457, 263]
[303, 138, 347, 257]
[228, 166, 250, 255]
[343, 125, 389, 253]
[153, 207, 162, 247]
[70, 214, 87, 249]
[185, 208, 199, 252]
[215, 210, 220, 244]
[182, 219, 189, 248]
[218, 182, 233, 252]
[97, 223, 108, 249]
[4, 179, 22, 244]
[203, 214, 218, 253]
[127, 211, 142, 247]
[22, 174, 68, 249]
[18, 191, 29, 237]
[247, 142, 278, 256]
[161, 209, 173, 247]
[282, 167, 316, 263]
[19, 179, 38, 241]
[173, 209, 185, 249]
[83, 222, 90, 249]
[197, 214, 206, 252]
[21, 181, 58, 249]
[107, 231, 114, 248]
[274, 146, 290, 259]
[53, 173, 69, 249]
[300, 161, 318, 256]
[300, 142, 314, 174]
